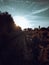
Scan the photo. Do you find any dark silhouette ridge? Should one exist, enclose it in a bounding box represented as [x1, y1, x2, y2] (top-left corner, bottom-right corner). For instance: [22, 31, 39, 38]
[0, 12, 22, 33]
[0, 12, 27, 65]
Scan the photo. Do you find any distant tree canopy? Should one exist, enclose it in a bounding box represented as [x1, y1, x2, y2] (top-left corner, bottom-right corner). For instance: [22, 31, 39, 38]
[0, 12, 22, 33]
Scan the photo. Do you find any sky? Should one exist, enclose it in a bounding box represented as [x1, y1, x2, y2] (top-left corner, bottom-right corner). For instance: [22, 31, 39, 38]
[0, 0, 49, 29]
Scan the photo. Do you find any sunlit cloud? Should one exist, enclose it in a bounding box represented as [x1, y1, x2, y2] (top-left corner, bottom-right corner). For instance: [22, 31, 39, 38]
[32, 7, 49, 14]
[13, 16, 32, 29]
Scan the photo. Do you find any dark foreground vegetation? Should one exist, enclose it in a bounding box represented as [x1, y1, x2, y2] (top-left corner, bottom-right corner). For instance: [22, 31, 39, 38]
[0, 12, 49, 65]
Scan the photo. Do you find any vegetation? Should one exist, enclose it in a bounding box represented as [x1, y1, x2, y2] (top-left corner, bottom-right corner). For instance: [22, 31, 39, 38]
[0, 12, 49, 65]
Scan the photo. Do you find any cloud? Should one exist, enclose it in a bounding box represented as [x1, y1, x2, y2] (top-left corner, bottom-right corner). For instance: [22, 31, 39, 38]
[32, 7, 49, 14]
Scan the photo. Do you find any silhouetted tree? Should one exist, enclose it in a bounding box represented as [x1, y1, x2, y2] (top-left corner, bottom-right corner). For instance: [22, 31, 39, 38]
[0, 12, 27, 65]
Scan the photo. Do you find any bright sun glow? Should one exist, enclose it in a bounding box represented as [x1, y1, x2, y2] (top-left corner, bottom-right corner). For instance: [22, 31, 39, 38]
[13, 16, 31, 29]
